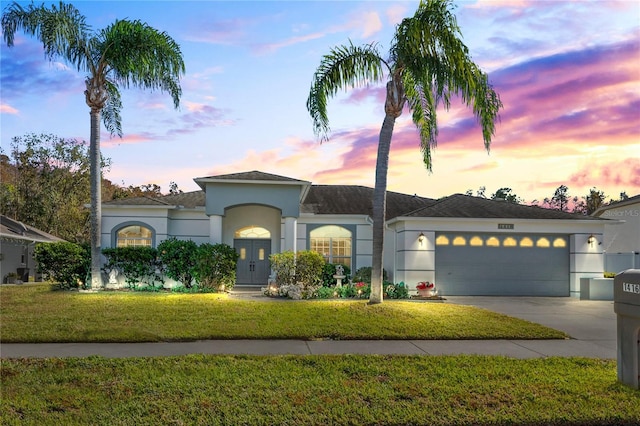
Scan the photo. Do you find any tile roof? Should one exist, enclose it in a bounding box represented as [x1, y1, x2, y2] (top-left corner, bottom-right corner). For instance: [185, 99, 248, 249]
[103, 173, 603, 222]
[301, 185, 436, 219]
[104, 191, 205, 208]
[403, 194, 601, 220]
[196, 170, 310, 183]
[0, 215, 65, 243]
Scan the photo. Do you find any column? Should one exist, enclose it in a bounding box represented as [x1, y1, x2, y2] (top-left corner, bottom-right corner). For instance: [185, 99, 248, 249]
[209, 215, 223, 244]
[284, 216, 297, 252]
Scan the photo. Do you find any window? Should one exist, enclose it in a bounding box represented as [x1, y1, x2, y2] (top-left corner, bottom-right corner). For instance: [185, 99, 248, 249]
[117, 225, 153, 247]
[234, 226, 271, 239]
[310, 225, 352, 268]
[436, 235, 450, 246]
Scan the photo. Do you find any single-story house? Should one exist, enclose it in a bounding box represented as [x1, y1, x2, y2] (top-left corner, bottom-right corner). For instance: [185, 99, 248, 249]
[1, 215, 65, 283]
[102, 170, 612, 297]
[593, 194, 640, 272]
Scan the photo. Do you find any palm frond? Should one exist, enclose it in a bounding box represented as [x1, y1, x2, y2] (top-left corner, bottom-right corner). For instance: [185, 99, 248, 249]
[98, 19, 185, 109]
[101, 80, 123, 137]
[404, 72, 438, 171]
[395, 0, 502, 151]
[306, 42, 387, 141]
[2, 1, 92, 72]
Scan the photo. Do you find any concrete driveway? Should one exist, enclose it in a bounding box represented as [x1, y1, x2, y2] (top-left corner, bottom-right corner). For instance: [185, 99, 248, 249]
[446, 296, 617, 358]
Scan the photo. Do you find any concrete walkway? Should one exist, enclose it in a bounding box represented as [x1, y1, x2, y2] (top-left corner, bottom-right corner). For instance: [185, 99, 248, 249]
[0, 296, 617, 359]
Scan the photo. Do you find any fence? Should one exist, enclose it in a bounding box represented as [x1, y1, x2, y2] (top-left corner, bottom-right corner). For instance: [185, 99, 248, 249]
[605, 252, 640, 273]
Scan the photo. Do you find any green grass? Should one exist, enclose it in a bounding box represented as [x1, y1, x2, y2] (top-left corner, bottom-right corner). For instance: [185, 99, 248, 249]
[0, 284, 566, 342]
[2, 355, 638, 425]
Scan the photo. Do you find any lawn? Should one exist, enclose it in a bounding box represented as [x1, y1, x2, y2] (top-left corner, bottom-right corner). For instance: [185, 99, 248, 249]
[2, 355, 639, 425]
[0, 284, 567, 342]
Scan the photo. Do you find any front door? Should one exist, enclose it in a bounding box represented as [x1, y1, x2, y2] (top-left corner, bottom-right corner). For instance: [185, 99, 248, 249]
[234, 239, 271, 285]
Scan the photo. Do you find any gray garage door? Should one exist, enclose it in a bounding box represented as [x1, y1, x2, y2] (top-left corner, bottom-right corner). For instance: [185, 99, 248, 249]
[435, 232, 569, 296]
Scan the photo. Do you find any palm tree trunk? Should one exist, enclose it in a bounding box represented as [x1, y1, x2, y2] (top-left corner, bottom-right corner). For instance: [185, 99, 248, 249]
[369, 112, 396, 304]
[89, 109, 103, 289]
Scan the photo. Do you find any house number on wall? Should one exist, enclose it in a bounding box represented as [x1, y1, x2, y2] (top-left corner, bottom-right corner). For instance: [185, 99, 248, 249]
[498, 224, 514, 230]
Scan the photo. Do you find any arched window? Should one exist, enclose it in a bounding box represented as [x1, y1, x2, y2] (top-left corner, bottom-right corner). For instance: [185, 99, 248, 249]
[310, 225, 352, 268]
[436, 235, 449, 245]
[116, 225, 153, 247]
[234, 226, 271, 239]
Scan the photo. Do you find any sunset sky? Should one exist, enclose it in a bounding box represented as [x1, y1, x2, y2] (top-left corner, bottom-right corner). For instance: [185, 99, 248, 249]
[1, 0, 639, 204]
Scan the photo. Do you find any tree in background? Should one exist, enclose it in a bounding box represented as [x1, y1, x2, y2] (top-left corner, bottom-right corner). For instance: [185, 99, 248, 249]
[1, 133, 184, 243]
[491, 187, 523, 204]
[0, 134, 109, 243]
[3, 1, 185, 288]
[307, 0, 502, 303]
[573, 187, 607, 215]
[543, 185, 574, 212]
[465, 186, 486, 198]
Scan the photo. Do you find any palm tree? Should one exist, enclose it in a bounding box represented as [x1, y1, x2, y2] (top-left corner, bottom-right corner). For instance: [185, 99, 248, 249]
[307, 0, 502, 304]
[2, 1, 185, 288]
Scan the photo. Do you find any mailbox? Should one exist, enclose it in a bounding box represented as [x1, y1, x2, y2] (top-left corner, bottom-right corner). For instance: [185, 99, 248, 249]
[613, 269, 640, 389]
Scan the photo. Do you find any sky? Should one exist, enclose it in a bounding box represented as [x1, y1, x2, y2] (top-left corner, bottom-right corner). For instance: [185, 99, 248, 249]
[1, 0, 639, 204]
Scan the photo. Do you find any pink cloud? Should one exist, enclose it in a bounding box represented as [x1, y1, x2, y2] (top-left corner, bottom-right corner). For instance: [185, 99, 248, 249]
[101, 133, 154, 148]
[0, 104, 19, 114]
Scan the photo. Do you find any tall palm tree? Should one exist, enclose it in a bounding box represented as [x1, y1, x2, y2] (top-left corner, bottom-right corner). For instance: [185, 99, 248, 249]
[307, 0, 502, 304]
[2, 1, 185, 288]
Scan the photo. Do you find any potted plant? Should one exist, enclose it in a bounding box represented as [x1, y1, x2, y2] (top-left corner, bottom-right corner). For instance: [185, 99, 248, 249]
[416, 281, 435, 297]
[4, 272, 18, 284]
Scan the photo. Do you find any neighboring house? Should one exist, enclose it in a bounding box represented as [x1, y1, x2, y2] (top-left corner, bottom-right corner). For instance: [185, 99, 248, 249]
[0, 215, 65, 283]
[102, 171, 611, 297]
[593, 194, 640, 272]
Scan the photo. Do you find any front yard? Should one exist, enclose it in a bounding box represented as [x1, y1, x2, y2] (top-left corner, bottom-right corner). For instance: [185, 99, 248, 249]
[2, 355, 639, 425]
[2, 284, 638, 425]
[0, 284, 566, 342]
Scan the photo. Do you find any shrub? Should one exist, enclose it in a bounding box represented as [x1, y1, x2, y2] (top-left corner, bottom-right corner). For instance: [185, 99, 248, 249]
[296, 250, 325, 287]
[34, 242, 90, 289]
[268, 251, 326, 299]
[102, 247, 161, 289]
[194, 243, 239, 291]
[384, 281, 409, 299]
[604, 271, 616, 278]
[352, 266, 387, 284]
[157, 238, 198, 288]
[269, 251, 296, 287]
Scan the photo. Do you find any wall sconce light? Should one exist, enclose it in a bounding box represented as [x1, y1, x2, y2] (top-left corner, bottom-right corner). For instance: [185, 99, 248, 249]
[587, 234, 596, 246]
[418, 232, 425, 244]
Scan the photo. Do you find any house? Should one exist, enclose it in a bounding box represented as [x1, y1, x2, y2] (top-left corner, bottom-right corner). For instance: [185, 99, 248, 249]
[593, 194, 640, 272]
[0, 215, 65, 283]
[101, 171, 611, 297]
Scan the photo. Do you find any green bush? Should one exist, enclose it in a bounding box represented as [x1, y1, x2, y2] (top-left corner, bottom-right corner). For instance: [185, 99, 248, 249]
[604, 271, 616, 278]
[296, 250, 325, 287]
[352, 266, 387, 284]
[102, 247, 161, 289]
[194, 243, 239, 291]
[34, 242, 90, 289]
[384, 281, 409, 299]
[269, 251, 296, 287]
[268, 251, 326, 299]
[157, 238, 198, 288]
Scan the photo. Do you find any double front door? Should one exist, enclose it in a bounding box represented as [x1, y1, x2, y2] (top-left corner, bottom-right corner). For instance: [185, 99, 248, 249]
[234, 239, 271, 285]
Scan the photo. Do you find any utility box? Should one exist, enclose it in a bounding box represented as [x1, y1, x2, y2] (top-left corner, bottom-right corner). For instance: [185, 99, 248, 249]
[613, 269, 640, 389]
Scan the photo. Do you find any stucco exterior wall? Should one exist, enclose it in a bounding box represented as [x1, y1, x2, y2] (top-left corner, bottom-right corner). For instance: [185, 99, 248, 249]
[599, 202, 640, 253]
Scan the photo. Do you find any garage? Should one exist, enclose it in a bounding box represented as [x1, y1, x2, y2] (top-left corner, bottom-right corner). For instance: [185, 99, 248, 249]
[435, 232, 569, 296]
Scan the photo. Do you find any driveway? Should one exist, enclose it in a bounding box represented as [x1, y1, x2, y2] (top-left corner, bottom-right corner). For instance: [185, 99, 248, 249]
[446, 296, 616, 357]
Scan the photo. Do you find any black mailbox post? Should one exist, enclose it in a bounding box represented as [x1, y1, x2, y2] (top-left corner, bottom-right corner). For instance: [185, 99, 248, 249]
[614, 269, 640, 389]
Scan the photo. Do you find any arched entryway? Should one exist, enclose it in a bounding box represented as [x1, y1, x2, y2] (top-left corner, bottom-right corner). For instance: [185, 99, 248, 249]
[234, 226, 271, 285]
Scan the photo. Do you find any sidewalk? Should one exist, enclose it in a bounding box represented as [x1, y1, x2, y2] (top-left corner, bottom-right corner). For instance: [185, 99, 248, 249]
[0, 297, 617, 359]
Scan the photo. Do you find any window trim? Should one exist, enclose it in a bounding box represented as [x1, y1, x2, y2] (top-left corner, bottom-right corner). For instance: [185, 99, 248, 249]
[112, 221, 156, 248]
[307, 224, 356, 268]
